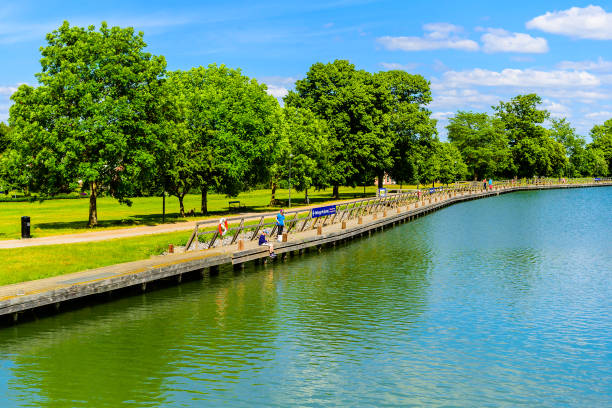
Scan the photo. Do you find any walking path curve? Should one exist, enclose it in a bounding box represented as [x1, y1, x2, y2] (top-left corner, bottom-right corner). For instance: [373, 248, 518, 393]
[0, 197, 370, 249]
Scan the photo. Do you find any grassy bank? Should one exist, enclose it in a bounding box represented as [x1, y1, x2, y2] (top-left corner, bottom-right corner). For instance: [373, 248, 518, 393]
[0, 185, 407, 240]
[1, 231, 189, 286]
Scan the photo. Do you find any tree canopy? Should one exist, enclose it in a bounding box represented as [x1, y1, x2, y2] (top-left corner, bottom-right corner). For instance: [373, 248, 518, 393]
[2, 20, 609, 229]
[160, 65, 281, 215]
[8, 21, 166, 225]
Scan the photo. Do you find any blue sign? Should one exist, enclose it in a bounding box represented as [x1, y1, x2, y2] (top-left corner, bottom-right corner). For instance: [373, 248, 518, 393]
[595, 177, 601, 181]
[378, 188, 387, 197]
[429, 187, 435, 194]
[312, 205, 336, 218]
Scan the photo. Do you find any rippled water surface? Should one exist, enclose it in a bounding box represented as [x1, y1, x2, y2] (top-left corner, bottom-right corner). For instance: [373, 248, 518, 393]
[1, 188, 611, 407]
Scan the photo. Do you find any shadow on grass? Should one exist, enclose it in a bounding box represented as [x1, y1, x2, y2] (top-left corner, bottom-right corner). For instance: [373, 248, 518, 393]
[33, 192, 371, 233]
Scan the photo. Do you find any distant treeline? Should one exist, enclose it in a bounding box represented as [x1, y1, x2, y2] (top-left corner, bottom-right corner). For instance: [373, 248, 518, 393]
[0, 22, 611, 226]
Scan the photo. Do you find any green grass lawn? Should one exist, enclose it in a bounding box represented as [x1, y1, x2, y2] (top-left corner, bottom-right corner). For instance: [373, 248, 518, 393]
[0, 185, 408, 239]
[1, 184, 417, 286]
[1, 231, 190, 286]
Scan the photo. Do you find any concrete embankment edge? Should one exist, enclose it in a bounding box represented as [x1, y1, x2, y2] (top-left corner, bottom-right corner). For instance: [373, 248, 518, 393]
[1, 183, 609, 323]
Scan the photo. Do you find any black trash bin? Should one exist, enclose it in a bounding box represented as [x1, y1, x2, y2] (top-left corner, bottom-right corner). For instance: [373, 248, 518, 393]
[21, 216, 31, 239]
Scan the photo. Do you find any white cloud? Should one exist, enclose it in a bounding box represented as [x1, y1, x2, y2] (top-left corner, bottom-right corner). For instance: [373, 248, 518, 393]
[379, 62, 419, 71]
[543, 99, 571, 118]
[441, 68, 600, 88]
[481, 28, 548, 53]
[0, 86, 18, 96]
[431, 111, 455, 120]
[540, 89, 609, 103]
[430, 88, 500, 109]
[557, 57, 612, 72]
[585, 111, 612, 119]
[377, 23, 479, 51]
[526, 5, 612, 40]
[265, 85, 289, 99]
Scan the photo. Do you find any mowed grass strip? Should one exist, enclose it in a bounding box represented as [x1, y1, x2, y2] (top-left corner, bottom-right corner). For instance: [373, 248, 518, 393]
[1, 231, 189, 286]
[0, 186, 407, 239]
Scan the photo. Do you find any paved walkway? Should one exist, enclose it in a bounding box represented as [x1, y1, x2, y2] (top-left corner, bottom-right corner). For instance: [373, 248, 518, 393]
[0, 192, 413, 301]
[0, 197, 371, 249]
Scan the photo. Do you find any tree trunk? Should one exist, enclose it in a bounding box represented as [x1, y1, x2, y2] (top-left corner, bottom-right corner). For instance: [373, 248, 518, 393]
[201, 186, 208, 215]
[377, 173, 384, 189]
[332, 184, 339, 199]
[88, 181, 98, 227]
[269, 181, 277, 206]
[305, 188, 309, 204]
[178, 194, 186, 217]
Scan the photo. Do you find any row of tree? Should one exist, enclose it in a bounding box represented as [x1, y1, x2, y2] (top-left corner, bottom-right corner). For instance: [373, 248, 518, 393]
[0, 22, 610, 226]
[448, 94, 612, 180]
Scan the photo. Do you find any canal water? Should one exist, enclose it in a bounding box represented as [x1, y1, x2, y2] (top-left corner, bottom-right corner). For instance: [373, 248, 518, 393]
[0, 188, 611, 407]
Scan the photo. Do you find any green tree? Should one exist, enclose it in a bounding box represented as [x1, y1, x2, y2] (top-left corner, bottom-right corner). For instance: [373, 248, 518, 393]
[493, 94, 566, 177]
[285, 60, 389, 198]
[269, 107, 330, 205]
[0, 122, 10, 154]
[549, 118, 588, 177]
[436, 142, 467, 185]
[583, 147, 609, 176]
[447, 111, 512, 179]
[8, 22, 166, 226]
[589, 118, 612, 174]
[161, 65, 281, 215]
[377, 70, 437, 187]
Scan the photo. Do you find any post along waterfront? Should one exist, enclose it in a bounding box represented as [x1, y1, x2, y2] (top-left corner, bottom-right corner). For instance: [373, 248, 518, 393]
[0, 185, 610, 406]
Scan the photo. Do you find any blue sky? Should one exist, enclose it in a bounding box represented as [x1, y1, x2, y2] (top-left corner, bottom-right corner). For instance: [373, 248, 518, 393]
[1, 1, 611, 138]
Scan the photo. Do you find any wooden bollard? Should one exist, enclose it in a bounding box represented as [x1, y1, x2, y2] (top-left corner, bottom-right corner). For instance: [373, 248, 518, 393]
[373, 213, 377, 220]
[317, 225, 322, 235]
[397, 207, 401, 214]
[168, 244, 174, 254]
[358, 216, 363, 225]
[341, 221, 347, 229]
[383, 210, 387, 217]
[414, 202, 419, 208]
[237, 239, 245, 250]
[282, 233, 288, 242]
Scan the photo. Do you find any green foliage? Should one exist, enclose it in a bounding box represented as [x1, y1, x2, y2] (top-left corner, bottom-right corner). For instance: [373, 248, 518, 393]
[377, 70, 437, 186]
[447, 111, 512, 179]
[270, 107, 331, 203]
[589, 118, 612, 174]
[436, 142, 467, 184]
[285, 60, 389, 194]
[493, 94, 566, 177]
[0, 122, 10, 154]
[7, 21, 166, 226]
[161, 65, 281, 215]
[286, 62, 437, 191]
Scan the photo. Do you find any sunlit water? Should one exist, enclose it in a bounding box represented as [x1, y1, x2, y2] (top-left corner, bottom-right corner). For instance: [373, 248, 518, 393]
[1, 188, 611, 407]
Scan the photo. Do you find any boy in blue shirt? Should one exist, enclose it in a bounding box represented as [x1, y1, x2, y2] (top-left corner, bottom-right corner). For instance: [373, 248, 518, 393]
[258, 230, 276, 258]
[276, 209, 285, 237]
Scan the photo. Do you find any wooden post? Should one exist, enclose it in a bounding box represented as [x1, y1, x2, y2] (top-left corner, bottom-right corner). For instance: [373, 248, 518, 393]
[237, 239, 245, 250]
[383, 210, 387, 217]
[358, 216, 363, 225]
[282, 233, 288, 242]
[397, 207, 401, 214]
[168, 244, 174, 254]
[317, 225, 322, 235]
[341, 221, 347, 229]
[373, 213, 377, 220]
